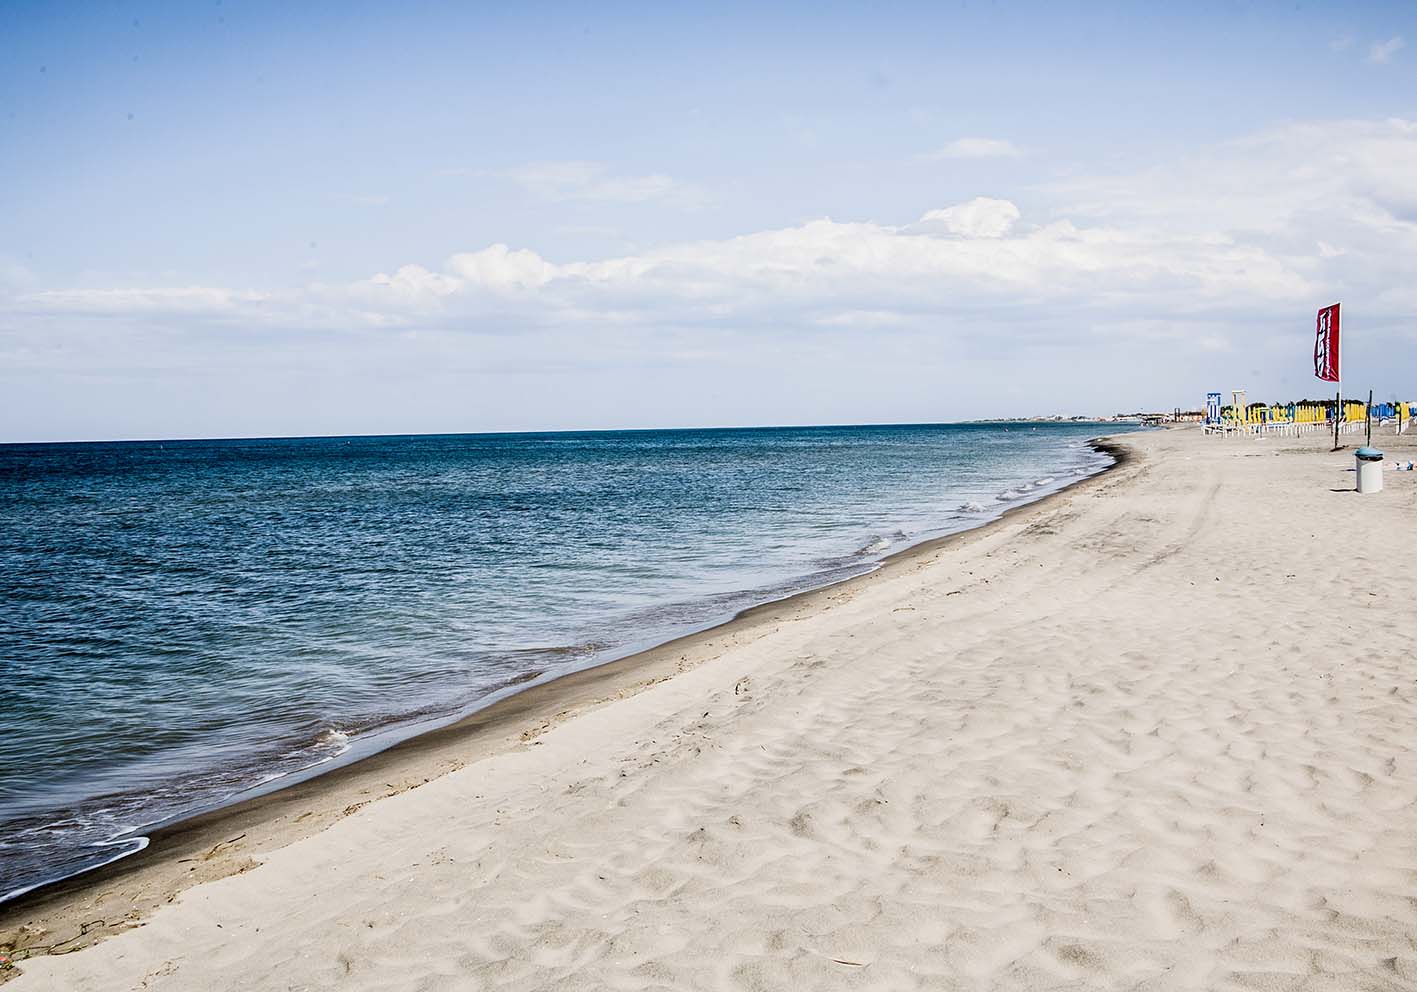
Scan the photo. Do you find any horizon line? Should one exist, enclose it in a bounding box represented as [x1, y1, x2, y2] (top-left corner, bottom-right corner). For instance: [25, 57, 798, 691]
[0, 416, 1131, 448]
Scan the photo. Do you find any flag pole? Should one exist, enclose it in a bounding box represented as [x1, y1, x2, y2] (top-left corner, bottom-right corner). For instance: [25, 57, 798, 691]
[1334, 387, 1340, 449]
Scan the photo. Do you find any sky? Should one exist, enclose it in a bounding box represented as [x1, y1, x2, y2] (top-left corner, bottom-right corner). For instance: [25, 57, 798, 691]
[2, 1, 1416, 442]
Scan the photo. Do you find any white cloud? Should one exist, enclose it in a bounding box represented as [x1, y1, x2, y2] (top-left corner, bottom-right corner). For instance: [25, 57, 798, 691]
[447, 244, 556, 291]
[915, 198, 1022, 238]
[495, 161, 691, 204]
[921, 137, 1022, 160]
[363, 265, 463, 307]
[17, 286, 270, 315]
[815, 310, 911, 328]
[11, 118, 1417, 372]
[1368, 36, 1405, 64]
[1049, 118, 1417, 243]
[13, 204, 1309, 330]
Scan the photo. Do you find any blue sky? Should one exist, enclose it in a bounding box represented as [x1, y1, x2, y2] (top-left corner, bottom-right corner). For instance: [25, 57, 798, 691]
[3, 1, 1415, 440]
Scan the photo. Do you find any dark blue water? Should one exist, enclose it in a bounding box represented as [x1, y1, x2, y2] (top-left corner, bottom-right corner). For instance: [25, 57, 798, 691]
[0, 422, 1131, 901]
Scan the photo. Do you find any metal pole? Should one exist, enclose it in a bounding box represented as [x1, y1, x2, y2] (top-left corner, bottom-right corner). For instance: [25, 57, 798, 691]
[1334, 389, 1341, 448]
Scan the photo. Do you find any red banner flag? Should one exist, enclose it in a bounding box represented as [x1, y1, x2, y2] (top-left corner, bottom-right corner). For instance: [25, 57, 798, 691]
[1314, 303, 1340, 382]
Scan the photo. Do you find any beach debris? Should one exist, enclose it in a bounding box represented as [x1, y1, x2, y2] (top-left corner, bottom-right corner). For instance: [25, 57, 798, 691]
[0, 953, 13, 970]
[177, 833, 247, 864]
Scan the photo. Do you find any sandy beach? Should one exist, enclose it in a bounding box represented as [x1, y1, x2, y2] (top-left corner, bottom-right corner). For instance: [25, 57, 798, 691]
[6, 425, 1417, 991]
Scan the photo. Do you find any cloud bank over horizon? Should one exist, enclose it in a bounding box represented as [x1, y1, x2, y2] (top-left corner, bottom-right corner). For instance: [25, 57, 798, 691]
[19, 120, 1417, 322]
[10, 120, 1415, 381]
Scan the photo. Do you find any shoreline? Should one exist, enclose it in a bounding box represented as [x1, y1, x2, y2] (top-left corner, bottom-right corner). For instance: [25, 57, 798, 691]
[0, 436, 1135, 959]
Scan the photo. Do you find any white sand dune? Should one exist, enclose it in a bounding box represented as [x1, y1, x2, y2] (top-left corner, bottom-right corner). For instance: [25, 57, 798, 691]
[8, 427, 1417, 990]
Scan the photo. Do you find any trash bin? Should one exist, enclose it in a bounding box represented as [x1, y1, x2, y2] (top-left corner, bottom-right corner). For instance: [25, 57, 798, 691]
[1356, 447, 1384, 493]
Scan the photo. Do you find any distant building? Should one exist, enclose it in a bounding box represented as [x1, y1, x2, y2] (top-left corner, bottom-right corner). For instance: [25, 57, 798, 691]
[1127, 410, 1205, 425]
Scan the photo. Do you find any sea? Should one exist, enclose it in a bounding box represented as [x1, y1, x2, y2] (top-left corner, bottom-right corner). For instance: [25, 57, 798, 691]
[0, 421, 1136, 902]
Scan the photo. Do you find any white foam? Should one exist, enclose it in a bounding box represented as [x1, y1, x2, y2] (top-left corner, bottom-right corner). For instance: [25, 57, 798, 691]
[316, 728, 352, 756]
[856, 536, 892, 556]
[0, 835, 149, 906]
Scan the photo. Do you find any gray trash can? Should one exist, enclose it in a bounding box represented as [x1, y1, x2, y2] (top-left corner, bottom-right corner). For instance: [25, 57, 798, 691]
[1356, 447, 1384, 493]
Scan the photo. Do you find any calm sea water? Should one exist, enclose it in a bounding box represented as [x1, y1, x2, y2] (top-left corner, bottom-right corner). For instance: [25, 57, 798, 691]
[0, 422, 1133, 900]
